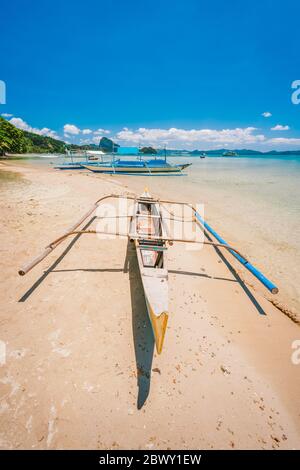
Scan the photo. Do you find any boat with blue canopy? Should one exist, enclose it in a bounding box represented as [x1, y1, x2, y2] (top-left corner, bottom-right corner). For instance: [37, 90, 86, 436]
[54, 146, 192, 174]
[83, 156, 191, 175]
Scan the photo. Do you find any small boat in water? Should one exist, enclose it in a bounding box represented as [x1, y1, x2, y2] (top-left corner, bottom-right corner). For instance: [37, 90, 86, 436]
[223, 151, 238, 157]
[83, 158, 191, 175]
[55, 162, 86, 170]
[18, 191, 279, 355]
[54, 150, 106, 170]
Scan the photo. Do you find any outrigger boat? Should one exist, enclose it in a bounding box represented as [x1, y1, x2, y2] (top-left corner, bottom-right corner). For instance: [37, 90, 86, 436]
[18, 191, 278, 354]
[83, 158, 191, 175]
[129, 191, 169, 353]
[54, 150, 107, 170]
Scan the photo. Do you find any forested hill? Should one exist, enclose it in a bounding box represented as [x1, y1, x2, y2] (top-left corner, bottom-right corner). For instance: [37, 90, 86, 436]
[0, 116, 67, 155]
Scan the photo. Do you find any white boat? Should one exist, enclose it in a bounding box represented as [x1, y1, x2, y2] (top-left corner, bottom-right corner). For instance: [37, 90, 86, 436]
[129, 191, 169, 354]
[18, 192, 279, 356]
[83, 158, 191, 175]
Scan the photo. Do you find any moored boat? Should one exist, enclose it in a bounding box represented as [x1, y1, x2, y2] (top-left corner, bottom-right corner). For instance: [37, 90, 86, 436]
[222, 151, 238, 157]
[83, 158, 191, 174]
[18, 191, 279, 356]
[54, 162, 86, 170]
[54, 150, 106, 170]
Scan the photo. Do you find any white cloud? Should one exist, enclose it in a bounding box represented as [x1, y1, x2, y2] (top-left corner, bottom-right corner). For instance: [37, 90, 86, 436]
[271, 124, 290, 131]
[6, 118, 299, 150]
[38, 128, 60, 139]
[94, 128, 110, 135]
[267, 137, 300, 145]
[9, 117, 30, 130]
[262, 112, 272, 118]
[61, 126, 111, 136]
[63, 124, 80, 135]
[116, 127, 266, 148]
[78, 136, 101, 144]
[9, 117, 59, 139]
[1, 113, 13, 118]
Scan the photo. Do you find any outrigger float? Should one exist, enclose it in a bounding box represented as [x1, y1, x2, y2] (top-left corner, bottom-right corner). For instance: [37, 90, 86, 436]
[18, 191, 278, 354]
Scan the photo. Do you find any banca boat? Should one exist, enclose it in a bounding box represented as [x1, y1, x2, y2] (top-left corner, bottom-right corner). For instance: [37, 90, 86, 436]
[83, 158, 191, 175]
[18, 191, 278, 354]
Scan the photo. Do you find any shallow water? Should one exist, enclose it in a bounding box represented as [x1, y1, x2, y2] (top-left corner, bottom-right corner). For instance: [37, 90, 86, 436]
[119, 156, 300, 314]
[0, 169, 23, 187]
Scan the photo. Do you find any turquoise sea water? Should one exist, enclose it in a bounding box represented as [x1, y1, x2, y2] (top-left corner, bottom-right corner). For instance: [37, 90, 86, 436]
[121, 155, 300, 314]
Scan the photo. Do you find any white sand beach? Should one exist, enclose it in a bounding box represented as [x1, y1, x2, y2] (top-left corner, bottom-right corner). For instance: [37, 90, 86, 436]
[0, 161, 299, 450]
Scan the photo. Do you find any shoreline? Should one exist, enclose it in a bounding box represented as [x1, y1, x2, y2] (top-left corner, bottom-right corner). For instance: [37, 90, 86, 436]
[9, 152, 298, 321]
[0, 161, 299, 449]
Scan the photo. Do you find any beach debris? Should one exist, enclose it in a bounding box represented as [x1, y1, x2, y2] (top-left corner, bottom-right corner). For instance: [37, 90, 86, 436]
[220, 365, 231, 375]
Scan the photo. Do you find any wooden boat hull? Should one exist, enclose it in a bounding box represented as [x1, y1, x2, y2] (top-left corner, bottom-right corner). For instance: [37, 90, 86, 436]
[131, 195, 169, 354]
[54, 164, 84, 170]
[83, 163, 190, 174]
[54, 162, 100, 170]
[135, 242, 169, 354]
[145, 292, 169, 355]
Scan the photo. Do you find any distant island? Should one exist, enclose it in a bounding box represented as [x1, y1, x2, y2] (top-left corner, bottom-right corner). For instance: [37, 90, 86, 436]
[189, 148, 300, 156]
[0, 117, 300, 156]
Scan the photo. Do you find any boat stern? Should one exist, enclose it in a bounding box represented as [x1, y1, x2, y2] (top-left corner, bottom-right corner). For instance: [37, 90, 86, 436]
[148, 306, 169, 354]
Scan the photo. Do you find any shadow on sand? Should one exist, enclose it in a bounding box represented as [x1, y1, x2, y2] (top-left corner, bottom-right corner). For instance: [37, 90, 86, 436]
[18, 215, 265, 408]
[123, 240, 155, 409]
[18, 217, 97, 302]
[204, 232, 267, 316]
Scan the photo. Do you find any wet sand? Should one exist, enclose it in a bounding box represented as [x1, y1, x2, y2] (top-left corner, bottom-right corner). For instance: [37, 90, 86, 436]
[0, 161, 299, 449]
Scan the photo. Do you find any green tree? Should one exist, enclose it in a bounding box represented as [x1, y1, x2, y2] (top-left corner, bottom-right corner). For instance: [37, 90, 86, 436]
[0, 117, 29, 154]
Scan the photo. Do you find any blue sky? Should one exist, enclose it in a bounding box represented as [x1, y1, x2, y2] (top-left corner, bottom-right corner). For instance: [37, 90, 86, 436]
[1, 0, 300, 149]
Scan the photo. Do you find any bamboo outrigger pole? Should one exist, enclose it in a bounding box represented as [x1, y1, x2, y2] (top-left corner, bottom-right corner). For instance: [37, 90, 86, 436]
[18, 194, 135, 276]
[18, 193, 279, 295]
[155, 198, 279, 294]
[192, 210, 279, 294]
